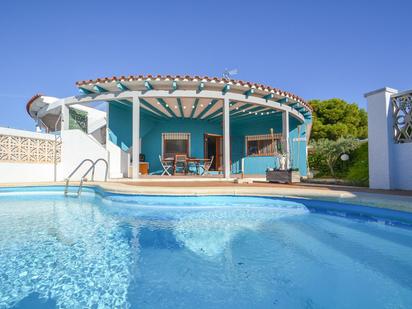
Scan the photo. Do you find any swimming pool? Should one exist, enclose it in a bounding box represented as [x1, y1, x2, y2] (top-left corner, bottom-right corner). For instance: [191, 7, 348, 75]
[1, 187, 412, 308]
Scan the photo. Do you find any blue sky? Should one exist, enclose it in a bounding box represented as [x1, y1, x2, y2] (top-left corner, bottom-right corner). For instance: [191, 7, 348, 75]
[0, 0, 411, 130]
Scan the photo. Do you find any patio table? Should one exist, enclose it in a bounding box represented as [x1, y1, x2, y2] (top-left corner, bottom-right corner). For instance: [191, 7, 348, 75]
[186, 158, 211, 175]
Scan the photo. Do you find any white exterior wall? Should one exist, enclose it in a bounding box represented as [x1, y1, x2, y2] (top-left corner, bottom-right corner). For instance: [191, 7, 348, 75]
[365, 88, 397, 189]
[0, 162, 56, 183]
[106, 140, 129, 178]
[365, 87, 412, 190]
[0, 128, 109, 183]
[57, 130, 108, 181]
[0, 128, 57, 183]
[392, 143, 412, 190]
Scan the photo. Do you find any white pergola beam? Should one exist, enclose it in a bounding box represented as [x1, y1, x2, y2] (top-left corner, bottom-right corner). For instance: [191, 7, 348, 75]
[282, 111, 290, 169]
[41, 90, 305, 122]
[223, 97, 231, 178]
[132, 96, 140, 179]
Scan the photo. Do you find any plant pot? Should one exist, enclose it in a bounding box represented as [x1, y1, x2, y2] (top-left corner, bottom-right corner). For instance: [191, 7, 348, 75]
[266, 170, 301, 184]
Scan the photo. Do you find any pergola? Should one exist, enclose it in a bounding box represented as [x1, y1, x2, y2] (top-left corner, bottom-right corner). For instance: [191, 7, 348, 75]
[30, 75, 312, 179]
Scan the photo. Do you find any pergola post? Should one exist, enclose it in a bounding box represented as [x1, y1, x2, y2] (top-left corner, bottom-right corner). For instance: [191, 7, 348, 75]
[282, 110, 290, 169]
[61, 103, 70, 130]
[132, 96, 140, 179]
[223, 97, 231, 178]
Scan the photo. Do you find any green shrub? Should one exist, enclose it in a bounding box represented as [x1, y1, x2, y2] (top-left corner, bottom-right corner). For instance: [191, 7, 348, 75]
[308, 141, 369, 186]
[309, 137, 360, 177]
[308, 151, 330, 177]
[345, 143, 369, 186]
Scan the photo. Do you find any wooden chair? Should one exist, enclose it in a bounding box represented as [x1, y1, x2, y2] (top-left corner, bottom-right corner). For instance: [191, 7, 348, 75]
[174, 154, 187, 175]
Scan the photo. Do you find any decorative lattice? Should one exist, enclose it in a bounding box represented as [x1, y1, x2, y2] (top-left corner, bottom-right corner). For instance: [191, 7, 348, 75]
[392, 93, 412, 143]
[0, 134, 61, 163]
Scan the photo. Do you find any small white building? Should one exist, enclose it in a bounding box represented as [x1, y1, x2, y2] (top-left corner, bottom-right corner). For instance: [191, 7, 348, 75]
[27, 94, 107, 144]
[365, 87, 412, 190]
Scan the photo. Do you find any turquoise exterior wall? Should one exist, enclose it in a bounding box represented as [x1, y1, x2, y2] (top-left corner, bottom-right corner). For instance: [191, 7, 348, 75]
[289, 117, 310, 177]
[141, 118, 222, 174]
[108, 103, 159, 151]
[231, 114, 283, 175]
[107, 104, 310, 176]
[108, 103, 132, 151]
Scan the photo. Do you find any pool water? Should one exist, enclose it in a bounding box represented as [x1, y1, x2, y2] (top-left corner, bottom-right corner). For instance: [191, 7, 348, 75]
[1, 189, 412, 308]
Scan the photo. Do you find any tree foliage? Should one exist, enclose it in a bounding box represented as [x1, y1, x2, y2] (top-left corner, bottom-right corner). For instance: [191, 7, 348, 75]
[310, 137, 360, 176]
[309, 99, 368, 141]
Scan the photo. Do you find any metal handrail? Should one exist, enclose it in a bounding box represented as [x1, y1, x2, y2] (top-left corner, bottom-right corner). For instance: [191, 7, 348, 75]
[64, 159, 94, 195]
[91, 158, 109, 182]
[64, 158, 109, 196]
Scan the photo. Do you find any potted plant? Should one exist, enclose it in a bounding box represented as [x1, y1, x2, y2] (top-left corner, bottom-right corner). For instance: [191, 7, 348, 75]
[266, 167, 301, 184]
[265, 138, 300, 183]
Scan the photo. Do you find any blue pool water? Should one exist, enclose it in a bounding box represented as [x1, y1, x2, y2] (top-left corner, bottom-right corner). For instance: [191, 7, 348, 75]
[1, 188, 412, 308]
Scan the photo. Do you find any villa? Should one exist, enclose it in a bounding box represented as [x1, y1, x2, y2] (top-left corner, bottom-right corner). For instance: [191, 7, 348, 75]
[21, 75, 312, 181]
[2, 78, 412, 309]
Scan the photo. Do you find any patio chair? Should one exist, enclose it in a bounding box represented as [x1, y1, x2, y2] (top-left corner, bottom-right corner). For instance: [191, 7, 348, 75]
[186, 159, 198, 175]
[159, 155, 173, 176]
[174, 154, 187, 175]
[200, 156, 214, 176]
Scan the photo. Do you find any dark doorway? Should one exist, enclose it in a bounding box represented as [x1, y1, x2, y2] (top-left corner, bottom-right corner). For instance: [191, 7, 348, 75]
[204, 134, 223, 171]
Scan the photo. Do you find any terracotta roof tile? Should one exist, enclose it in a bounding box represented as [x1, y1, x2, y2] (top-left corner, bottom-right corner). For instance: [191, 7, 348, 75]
[75, 74, 311, 111]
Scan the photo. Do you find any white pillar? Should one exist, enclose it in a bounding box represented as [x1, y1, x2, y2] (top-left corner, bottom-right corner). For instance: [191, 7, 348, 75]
[282, 110, 290, 169]
[132, 96, 140, 179]
[364, 87, 398, 189]
[223, 97, 231, 178]
[61, 104, 70, 131]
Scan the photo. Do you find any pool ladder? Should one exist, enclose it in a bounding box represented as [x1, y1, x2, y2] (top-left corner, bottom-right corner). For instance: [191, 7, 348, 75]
[64, 158, 108, 196]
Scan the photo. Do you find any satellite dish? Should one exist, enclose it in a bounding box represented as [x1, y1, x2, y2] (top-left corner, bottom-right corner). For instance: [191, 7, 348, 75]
[223, 68, 238, 79]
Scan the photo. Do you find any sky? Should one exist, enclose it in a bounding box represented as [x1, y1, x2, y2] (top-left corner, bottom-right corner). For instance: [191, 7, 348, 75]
[0, 0, 411, 130]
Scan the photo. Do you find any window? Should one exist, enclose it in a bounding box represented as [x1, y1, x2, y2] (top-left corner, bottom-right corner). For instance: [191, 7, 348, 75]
[245, 134, 282, 156]
[162, 133, 190, 158]
[69, 108, 88, 132]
